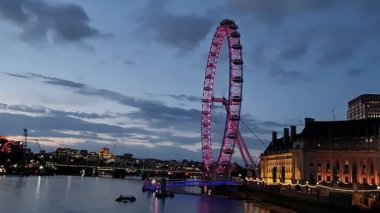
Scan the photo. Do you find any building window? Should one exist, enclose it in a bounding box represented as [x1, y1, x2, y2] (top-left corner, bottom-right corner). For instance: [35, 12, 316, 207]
[333, 161, 340, 183]
[352, 162, 358, 183]
[344, 162, 349, 173]
[362, 163, 366, 174]
[317, 163, 322, 172]
[281, 166, 286, 183]
[326, 161, 331, 172]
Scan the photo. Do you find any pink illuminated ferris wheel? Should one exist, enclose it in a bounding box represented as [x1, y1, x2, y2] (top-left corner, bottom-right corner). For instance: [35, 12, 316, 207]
[201, 19, 252, 178]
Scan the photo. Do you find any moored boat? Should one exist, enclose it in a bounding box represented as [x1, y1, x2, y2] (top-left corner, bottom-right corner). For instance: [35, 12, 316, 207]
[115, 195, 136, 203]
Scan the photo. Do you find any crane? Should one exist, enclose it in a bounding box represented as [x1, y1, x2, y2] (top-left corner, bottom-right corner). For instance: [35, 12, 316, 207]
[35, 139, 42, 154]
[29, 138, 42, 154]
[32, 138, 46, 167]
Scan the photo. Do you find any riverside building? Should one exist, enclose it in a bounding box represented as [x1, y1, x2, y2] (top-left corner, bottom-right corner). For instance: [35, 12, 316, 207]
[260, 118, 380, 186]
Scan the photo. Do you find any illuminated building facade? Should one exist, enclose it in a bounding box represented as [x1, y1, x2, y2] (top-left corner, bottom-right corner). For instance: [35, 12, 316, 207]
[260, 118, 380, 186]
[347, 94, 380, 120]
[98, 148, 115, 165]
[260, 126, 300, 184]
[99, 147, 112, 158]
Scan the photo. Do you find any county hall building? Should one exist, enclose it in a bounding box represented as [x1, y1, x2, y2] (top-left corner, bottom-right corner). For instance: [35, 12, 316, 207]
[260, 94, 380, 187]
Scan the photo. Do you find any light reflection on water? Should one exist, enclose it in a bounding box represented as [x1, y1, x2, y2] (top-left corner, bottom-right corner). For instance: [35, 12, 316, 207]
[35, 176, 41, 199]
[0, 176, 271, 213]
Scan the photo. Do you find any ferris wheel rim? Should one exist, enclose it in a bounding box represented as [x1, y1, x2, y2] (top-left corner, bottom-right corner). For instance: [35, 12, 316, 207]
[201, 19, 243, 177]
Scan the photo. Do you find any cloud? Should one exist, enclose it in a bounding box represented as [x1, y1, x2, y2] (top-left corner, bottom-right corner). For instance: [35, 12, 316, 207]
[357, 0, 380, 16]
[0, 102, 115, 120]
[0, 111, 125, 138]
[3, 72, 305, 160]
[28, 73, 87, 88]
[153, 93, 201, 102]
[2, 72, 32, 79]
[0, 0, 29, 24]
[0, 101, 205, 159]
[303, 4, 379, 66]
[6, 104, 48, 114]
[268, 63, 309, 83]
[278, 43, 308, 60]
[136, 0, 214, 53]
[0, 101, 196, 144]
[5, 72, 304, 135]
[318, 47, 353, 65]
[346, 68, 366, 77]
[226, 0, 336, 26]
[0, 101, 299, 156]
[123, 143, 201, 160]
[124, 60, 135, 65]
[168, 94, 201, 102]
[144, 14, 213, 51]
[226, 0, 288, 26]
[224, 0, 380, 77]
[4, 72, 201, 132]
[0, 0, 104, 43]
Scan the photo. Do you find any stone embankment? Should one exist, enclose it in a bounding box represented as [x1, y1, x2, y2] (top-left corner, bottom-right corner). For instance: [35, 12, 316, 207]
[232, 184, 380, 213]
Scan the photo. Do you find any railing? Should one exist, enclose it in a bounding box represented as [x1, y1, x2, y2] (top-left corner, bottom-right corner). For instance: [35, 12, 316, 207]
[246, 177, 380, 193]
[167, 180, 240, 188]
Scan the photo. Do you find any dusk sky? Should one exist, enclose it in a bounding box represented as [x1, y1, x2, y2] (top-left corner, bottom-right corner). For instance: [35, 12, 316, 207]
[0, 0, 379, 163]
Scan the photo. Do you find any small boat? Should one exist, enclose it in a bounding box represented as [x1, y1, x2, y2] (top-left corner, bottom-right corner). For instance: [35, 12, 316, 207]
[115, 195, 136, 203]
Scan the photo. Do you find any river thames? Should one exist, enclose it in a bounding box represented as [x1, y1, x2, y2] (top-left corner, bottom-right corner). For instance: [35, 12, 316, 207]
[0, 175, 278, 213]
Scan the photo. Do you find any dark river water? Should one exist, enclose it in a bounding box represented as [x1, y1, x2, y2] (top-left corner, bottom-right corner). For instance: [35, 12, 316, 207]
[0, 175, 271, 213]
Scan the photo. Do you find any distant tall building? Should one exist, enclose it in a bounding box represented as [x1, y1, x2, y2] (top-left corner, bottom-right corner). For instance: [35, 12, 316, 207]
[347, 94, 380, 120]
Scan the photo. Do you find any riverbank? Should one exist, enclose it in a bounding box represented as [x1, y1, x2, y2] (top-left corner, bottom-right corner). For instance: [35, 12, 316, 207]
[232, 185, 380, 213]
